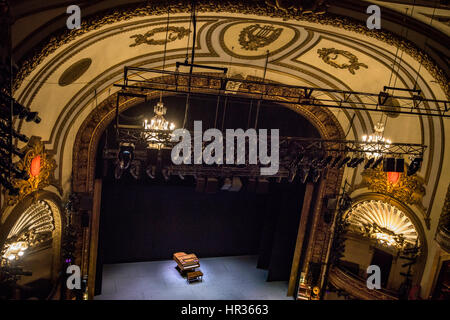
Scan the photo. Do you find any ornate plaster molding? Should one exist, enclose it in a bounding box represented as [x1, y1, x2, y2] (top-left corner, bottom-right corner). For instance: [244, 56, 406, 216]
[12, 1, 449, 99]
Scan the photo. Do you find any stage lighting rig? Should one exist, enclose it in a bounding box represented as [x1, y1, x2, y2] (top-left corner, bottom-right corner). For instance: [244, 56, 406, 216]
[407, 157, 423, 176]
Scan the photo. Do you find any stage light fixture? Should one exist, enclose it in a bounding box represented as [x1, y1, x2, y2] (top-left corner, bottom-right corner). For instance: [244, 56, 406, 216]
[114, 165, 123, 180]
[0, 121, 29, 143]
[323, 155, 333, 167]
[301, 167, 310, 183]
[221, 177, 232, 191]
[372, 157, 383, 169]
[331, 155, 342, 168]
[364, 158, 375, 169]
[146, 165, 156, 179]
[312, 168, 322, 183]
[337, 156, 351, 169]
[162, 168, 170, 181]
[118, 143, 135, 170]
[229, 177, 243, 192]
[130, 162, 140, 180]
[0, 93, 41, 124]
[354, 157, 365, 167]
[407, 158, 423, 176]
[0, 139, 25, 158]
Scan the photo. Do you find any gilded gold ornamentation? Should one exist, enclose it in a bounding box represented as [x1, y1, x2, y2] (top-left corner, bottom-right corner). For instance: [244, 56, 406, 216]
[238, 24, 283, 50]
[436, 184, 450, 252]
[317, 48, 368, 74]
[358, 167, 426, 214]
[129, 26, 191, 47]
[4, 137, 57, 207]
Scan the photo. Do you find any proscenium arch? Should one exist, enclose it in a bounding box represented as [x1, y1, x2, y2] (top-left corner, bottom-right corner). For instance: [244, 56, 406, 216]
[346, 193, 429, 285]
[0, 190, 64, 286]
[71, 88, 346, 294]
[72, 89, 346, 193]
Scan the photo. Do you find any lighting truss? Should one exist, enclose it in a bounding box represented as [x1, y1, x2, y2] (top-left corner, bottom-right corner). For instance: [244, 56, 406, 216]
[113, 66, 450, 118]
[115, 126, 426, 157]
[105, 128, 426, 179]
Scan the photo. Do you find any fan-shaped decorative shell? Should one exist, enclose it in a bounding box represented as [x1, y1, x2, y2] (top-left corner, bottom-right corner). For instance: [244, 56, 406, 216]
[346, 200, 419, 247]
[7, 200, 54, 242]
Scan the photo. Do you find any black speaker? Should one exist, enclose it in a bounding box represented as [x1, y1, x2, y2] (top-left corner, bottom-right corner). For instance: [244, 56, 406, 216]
[395, 158, 405, 172]
[383, 158, 396, 172]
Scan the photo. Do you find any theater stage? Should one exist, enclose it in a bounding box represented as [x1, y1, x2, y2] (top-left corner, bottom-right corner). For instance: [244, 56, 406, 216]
[95, 255, 293, 300]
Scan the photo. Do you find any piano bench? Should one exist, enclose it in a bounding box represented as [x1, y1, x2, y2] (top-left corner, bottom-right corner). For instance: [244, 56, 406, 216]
[187, 270, 203, 283]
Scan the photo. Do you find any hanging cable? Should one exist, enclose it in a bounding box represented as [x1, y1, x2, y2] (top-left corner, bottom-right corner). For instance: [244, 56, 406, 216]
[413, 1, 438, 90]
[254, 50, 270, 129]
[392, 2, 417, 90]
[182, 0, 197, 129]
[160, 7, 171, 103]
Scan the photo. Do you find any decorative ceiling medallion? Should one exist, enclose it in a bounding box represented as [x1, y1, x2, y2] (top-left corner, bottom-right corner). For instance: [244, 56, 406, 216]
[4, 137, 57, 208]
[238, 24, 283, 51]
[347, 200, 419, 250]
[358, 167, 426, 213]
[220, 22, 298, 59]
[317, 48, 368, 74]
[129, 26, 191, 47]
[58, 58, 92, 87]
[2, 200, 54, 261]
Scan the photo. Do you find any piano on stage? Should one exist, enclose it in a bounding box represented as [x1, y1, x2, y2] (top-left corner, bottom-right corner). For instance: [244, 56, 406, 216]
[173, 252, 200, 272]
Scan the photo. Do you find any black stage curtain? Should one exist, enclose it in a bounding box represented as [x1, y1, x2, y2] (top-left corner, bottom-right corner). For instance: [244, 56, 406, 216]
[97, 178, 305, 282]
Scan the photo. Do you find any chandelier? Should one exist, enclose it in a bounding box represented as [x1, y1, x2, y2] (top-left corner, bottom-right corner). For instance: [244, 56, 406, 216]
[2, 241, 28, 261]
[142, 101, 175, 149]
[361, 122, 391, 158]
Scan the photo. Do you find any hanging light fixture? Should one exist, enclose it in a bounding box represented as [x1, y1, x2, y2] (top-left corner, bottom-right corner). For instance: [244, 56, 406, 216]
[141, 8, 176, 150]
[142, 101, 175, 149]
[361, 122, 391, 158]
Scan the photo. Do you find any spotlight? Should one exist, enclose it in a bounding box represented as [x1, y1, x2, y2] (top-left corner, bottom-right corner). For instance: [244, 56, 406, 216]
[162, 168, 170, 181]
[0, 121, 29, 143]
[372, 157, 383, 169]
[364, 158, 375, 169]
[146, 165, 156, 179]
[354, 157, 365, 167]
[347, 157, 359, 168]
[0, 139, 26, 158]
[337, 156, 351, 169]
[312, 168, 322, 183]
[114, 165, 123, 180]
[301, 167, 310, 183]
[0, 93, 41, 124]
[130, 161, 140, 180]
[407, 157, 423, 176]
[323, 155, 333, 167]
[221, 177, 232, 191]
[331, 155, 342, 168]
[118, 143, 134, 170]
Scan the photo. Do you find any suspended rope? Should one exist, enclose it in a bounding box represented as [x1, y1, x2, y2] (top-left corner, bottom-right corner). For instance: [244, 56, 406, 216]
[413, 1, 438, 90]
[160, 7, 171, 103]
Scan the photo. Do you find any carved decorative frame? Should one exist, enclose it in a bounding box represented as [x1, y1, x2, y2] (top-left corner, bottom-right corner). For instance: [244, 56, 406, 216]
[2, 136, 57, 210]
[71, 79, 345, 293]
[0, 190, 64, 285]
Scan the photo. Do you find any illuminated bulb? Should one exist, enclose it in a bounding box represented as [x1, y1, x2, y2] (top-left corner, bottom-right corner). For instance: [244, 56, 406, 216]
[8, 254, 15, 260]
[18, 251, 24, 257]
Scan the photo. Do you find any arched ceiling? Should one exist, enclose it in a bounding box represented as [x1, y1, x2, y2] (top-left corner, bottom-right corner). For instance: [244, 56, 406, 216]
[6, 1, 450, 238]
